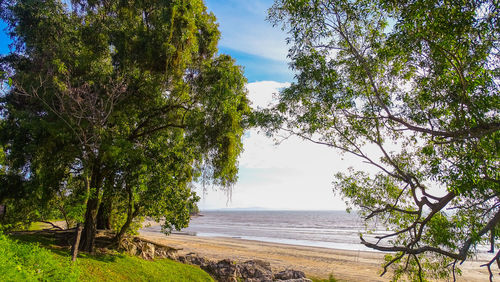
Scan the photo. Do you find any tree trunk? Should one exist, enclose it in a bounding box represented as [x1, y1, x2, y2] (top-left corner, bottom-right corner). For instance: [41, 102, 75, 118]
[79, 160, 103, 253]
[71, 223, 83, 261]
[114, 209, 134, 244]
[79, 192, 100, 253]
[114, 184, 138, 244]
[97, 174, 115, 230]
[96, 195, 112, 230]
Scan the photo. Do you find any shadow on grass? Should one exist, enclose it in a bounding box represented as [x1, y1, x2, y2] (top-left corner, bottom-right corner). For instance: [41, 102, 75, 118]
[8, 232, 123, 264]
[9, 232, 58, 247]
[78, 252, 123, 263]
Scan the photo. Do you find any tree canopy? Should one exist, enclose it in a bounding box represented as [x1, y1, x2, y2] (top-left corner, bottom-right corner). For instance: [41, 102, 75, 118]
[263, 0, 499, 280]
[0, 0, 250, 252]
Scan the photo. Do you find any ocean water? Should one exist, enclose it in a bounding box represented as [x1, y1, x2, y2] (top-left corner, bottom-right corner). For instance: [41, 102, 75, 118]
[144, 210, 388, 251]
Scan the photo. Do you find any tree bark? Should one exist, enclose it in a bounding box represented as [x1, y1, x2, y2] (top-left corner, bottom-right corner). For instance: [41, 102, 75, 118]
[96, 195, 112, 230]
[79, 192, 100, 253]
[97, 173, 115, 230]
[79, 159, 103, 253]
[490, 228, 496, 253]
[114, 184, 138, 244]
[71, 223, 83, 261]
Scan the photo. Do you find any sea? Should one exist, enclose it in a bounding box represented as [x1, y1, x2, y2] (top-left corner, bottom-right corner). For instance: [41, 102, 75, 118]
[143, 210, 389, 252]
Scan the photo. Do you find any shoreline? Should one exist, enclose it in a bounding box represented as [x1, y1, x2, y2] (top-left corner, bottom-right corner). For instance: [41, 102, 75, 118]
[167, 231, 379, 253]
[139, 228, 490, 281]
[139, 230, 386, 281]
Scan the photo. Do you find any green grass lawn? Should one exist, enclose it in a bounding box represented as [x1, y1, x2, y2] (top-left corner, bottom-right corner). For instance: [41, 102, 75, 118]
[1, 232, 213, 282]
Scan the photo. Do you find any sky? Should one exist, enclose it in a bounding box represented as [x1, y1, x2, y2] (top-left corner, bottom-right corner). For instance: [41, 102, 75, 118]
[0, 0, 353, 210]
[201, 0, 350, 210]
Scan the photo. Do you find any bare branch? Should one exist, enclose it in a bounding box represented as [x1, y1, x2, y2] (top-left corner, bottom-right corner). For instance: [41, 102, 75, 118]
[381, 252, 405, 276]
[40, 221, 63, 230]
[480, 250, 500, 282]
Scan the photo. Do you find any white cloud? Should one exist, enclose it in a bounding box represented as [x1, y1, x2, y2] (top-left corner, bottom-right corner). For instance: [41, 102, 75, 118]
[246, 81, 290, 109]
[197, 81, 359, 210]
[205, 0, 289, 62]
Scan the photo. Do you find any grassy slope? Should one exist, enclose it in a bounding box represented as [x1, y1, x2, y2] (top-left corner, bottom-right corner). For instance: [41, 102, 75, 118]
[8, 221, 336, 281]
[76, 252, 213, 282]
[3, 228, 213, 282]
[0, 233, 78, 281]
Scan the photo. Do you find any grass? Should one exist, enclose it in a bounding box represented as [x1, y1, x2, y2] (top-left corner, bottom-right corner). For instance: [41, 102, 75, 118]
[4, 232, 214, 282]
[7, 222, 334, 282]
[28, 221, 55, 231]
[0, 233, 78, 281]
[76, 252, 213, 281]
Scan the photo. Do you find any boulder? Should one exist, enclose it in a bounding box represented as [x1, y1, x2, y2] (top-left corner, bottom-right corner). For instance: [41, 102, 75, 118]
[119, 237, 314, 282]
[274, 269, 307, 280]
[140, 242, 155, 260]
[179, 252, 210, 267]
[204, 259, 239, 282]
[238, 260, 274, 282]
[127, 242, 138, 256]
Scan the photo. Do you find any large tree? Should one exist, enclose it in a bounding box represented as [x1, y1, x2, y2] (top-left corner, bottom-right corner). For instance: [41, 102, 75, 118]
[0, 0, 249, 252]
[263, 0, 499, 280]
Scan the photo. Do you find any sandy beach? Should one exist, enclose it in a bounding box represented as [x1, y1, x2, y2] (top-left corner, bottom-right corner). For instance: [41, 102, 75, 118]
[139, 227, 491, 281]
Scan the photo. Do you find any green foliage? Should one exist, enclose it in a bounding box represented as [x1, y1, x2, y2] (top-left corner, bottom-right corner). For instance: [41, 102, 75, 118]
[0, 0, 250, 250]
[189, 202, 200, 216]
[0, 232, 79, 281]
[264, 0, 499, 280]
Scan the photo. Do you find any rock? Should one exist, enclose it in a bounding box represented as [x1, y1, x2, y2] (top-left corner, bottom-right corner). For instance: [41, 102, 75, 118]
[140, 242, 155, 260]
[180, 253, 209, 267]
[238, 260, 273, 282]
[164, 249, 178, 260]
[204, 259, 240, 282]
[173, 254, 311, 282]
[274, 269, 307, 280]
[127, 242, 138, 256]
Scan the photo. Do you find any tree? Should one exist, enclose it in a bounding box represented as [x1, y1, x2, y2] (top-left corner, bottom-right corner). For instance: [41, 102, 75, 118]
[263, 0, 499, 280]
[0, 0, 250, 253]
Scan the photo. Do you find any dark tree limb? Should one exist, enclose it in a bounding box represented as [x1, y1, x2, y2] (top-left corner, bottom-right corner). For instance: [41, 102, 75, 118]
[381, 252, 405, 276]
[480, 250, 500, 282]
[361, 209, 500, 263]
[40, 221, 63, 230]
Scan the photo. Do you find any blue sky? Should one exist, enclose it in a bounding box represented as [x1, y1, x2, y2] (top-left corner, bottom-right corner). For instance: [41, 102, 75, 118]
[0, 0, 351, 210]
[205, 0, 293, 82]
[0, 21, 11, 54]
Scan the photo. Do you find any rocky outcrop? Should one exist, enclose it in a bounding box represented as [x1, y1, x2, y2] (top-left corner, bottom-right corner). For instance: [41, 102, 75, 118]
[238, 260, 274, 282]
[122, 237, 312, 282]
[274, 269, 310, 281]
[120, 237, 180, 260]
[176, 252, 312, 282]
[204, 259, 240, 282]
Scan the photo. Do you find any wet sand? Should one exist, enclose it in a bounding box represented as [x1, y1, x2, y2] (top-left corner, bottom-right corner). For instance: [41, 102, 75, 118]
[139, 227, 491, 281]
